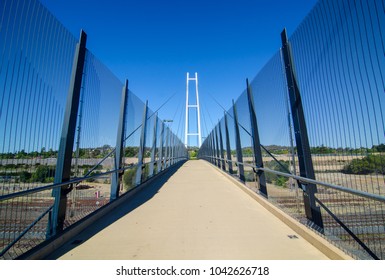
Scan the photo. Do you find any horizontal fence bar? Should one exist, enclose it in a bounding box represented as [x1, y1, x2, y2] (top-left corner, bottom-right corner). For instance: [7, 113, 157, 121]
[201, 155, 385, 203]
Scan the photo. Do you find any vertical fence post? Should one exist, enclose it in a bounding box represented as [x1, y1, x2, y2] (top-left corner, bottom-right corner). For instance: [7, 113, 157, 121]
[206, 133, 210, 162]
[214, 126, 221, 168]
[207, 133, 211, 162]
[246, 79, 268, 197]
[135, 101, 148, 186]
[281, 28, 323, 231]
[232, 100, 245, 182]
[167, 130, 171, 168]
[164, 127, 169, 168]
[149, 113, 158, 177]
[110, 80, 129, 201]
[218, 121, 226, 171]
[157, 121, 164, 173]
[48, 30, 87, 237]
[178, 139, 181, 162]
[175, 139, 180, 163]
[170, 133, 173, 166]
[224, 112, 233, 174]
[166, 130, 171, 169]
[211, 133, 216, 165]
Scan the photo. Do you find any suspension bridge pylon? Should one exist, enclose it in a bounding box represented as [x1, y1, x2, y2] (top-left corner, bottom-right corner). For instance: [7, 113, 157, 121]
[184, 72, 202, 148]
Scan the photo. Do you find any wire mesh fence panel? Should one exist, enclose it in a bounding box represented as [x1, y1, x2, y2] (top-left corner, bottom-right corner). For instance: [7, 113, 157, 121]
[142, 108, 156, 181]
[63, 51, 122, 229]
[246, 52, 305, 219]
[0, 0, 76, 259]
[289, 0, 385, 196]
[0, 191, 54, 259]
[225, 109, 238, 176]
[164, 126, 171, 168]
[0, 0, 76, 196]
[316, 184, 385, 259]
[234, 91, 255, 188]
[218, 118, 228, 171]
[154, 118, 162, 175]
[65, 178, 110, 229]
[120, 91, 145, 193]
[286, 0, 385, 258]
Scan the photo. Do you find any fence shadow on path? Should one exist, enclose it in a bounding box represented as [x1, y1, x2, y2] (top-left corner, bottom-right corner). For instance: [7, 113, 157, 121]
[36, 161, 187, 260]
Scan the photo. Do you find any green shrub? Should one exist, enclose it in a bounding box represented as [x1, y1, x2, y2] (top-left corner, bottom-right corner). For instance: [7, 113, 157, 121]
[265, 160, 290, 187]
[342, 154, 385, 175]
[141, 164, 150, 181]
[189, 150, 198, 159]
[123, 167, 137, 191]
[31, 165, 55, 182]
[86, 171, 101, 182]
[244, 171, 255, 182]
[19, 171, 32, 182]
[124, 147, 139, 157]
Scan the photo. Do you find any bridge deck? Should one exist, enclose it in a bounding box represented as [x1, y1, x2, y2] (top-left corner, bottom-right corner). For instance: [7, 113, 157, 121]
[52, 160, 329, 260]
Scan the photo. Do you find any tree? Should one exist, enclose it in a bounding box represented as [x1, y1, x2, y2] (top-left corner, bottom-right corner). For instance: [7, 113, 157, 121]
[189, 150, 197, 159]
[91, 149, 101, 158]
[373, 144, 385, 153]
[19, 171, 31, 182]
[125, 147, 138, 157]
[311, 145, 335, 154]
[242, 147, 253, 156]
[31, 165, 53, 182]
[15, 150, 27, 159]
[76, 148, 86, 158]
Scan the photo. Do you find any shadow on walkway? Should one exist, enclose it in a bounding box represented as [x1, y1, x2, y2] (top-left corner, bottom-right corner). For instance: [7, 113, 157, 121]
[45, 161, 186, 259]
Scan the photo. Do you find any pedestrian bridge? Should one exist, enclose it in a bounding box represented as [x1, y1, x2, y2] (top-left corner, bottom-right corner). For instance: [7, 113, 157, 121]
[34, 160, 346, 260]
[1, 0, 385, 261]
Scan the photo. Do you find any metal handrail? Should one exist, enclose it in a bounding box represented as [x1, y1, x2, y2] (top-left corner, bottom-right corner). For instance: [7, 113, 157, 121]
[201, 155, 385, 203]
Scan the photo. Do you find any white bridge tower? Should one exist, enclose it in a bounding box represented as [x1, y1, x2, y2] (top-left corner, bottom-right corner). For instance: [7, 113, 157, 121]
[184, 72, 202, 148]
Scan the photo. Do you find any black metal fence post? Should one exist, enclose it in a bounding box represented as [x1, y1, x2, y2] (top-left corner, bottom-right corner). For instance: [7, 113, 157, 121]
[214, 125, 221, 168]
[135, 101, 148, 186]
[232, 100, 245, 182]
[48, 30, 87, 237]
[218, 121, 226, 171]
[149, 113, 158, 177]
[246, 79, 268, 197]
[157, 121, 164, 173]
[110, 80, 129, 201]
[224, 112, 233, 174]
[281, 28, 323, 231]
[209, 133, 214, 164]
[171, 133, 175, 166]
[164, 127, 169, 168]
[213, 133, 216, 164]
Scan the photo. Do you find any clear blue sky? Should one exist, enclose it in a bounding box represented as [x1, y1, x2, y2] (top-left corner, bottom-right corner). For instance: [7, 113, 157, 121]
[39, 0, 317, 142]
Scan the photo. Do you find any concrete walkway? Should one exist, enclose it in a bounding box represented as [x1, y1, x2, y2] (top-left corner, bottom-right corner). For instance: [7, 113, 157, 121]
[55, 160, 329, 260]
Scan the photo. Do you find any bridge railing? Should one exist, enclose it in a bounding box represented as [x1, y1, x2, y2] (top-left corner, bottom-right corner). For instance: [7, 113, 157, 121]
[199, 0, 385, 260]
[0, 0, 187, 259]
